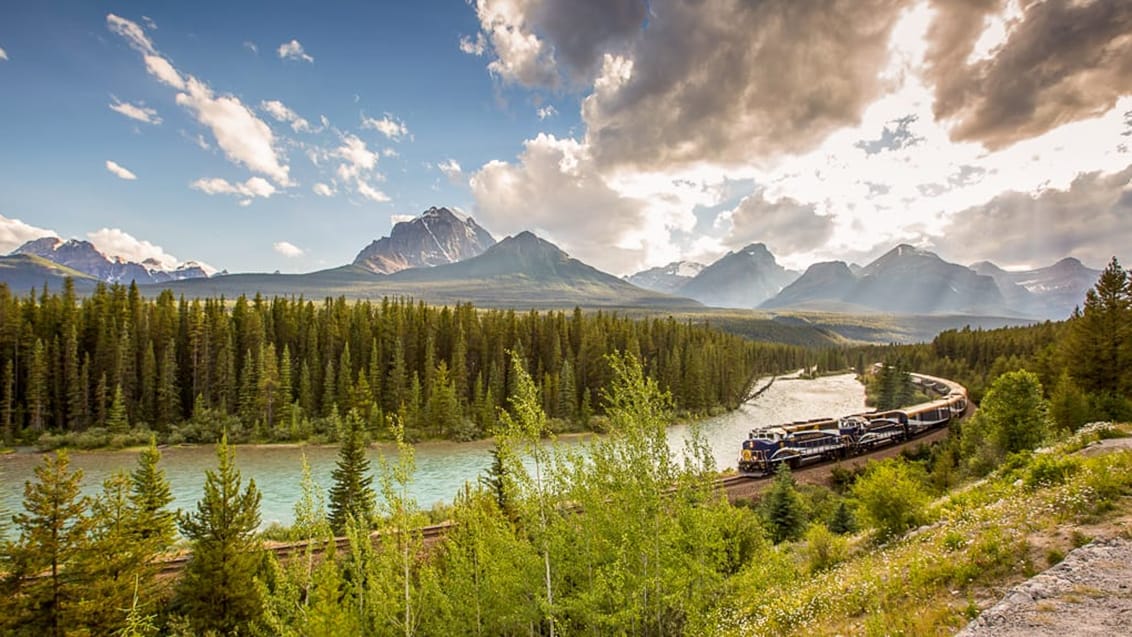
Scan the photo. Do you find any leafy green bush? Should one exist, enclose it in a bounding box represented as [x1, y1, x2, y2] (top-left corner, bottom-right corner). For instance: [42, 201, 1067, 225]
[1024, 453, 1079, 489]
[802, 524, 849, 574]
[852, 459, 931, 542]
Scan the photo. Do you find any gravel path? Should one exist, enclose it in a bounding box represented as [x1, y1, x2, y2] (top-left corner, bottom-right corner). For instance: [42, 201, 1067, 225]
[956, 538, 1132, 636]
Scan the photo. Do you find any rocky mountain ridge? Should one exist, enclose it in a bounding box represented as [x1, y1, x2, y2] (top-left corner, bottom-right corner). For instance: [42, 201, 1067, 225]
[624, 260, 705, 294]
[353, 206, 495, 274]
[11, 237, 212, 285]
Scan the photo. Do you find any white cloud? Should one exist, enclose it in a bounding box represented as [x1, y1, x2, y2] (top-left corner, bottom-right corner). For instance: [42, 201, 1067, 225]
[87, 228, 179, 270]
[105, 160, 138, 180]
[260, 99, 311, 132]
[107, 13, 155, 54]
[144, 54, 184, 89]
[175, 77, 292, 185]
[190, 176, 277, 202]
[356, 179, 390, 203]
[469, 0, 558, 87]
[459, 33, 486, 56]
[437, 159, 463, 183]
[109, 97, 161, 124]
[277, 39, 313, 63]
[536, 105, 557, 120]
[471, 134, 692, 274]
[243, 41, 258, 55]
[361, 114, 410, 141]
[0, 47, 8, 62]
[107, 15, 292, 187]
[0, 214, 56, 253]
[273, 241, 304, 257]
[334, 134, 378, 180]
[327, 134, 390, 202]
[391, 214, 415, 224]
[312, 182, 335, 197]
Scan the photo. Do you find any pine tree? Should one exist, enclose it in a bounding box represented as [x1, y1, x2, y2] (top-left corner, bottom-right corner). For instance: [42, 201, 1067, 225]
[1065, 257, 1132, 409]
[763, 463, 804, 543]
[129, 436, 176, 552]
[156, 337, 179, 431]
[76, 472, 143, 635]
[328, 409, 376, 534]
[7, 450, 92, 636]
[1049, 368, 1091, 432]
[828, 501, 856, 535]
[175, 434, 264, 634]
[107, 383, 129, 435]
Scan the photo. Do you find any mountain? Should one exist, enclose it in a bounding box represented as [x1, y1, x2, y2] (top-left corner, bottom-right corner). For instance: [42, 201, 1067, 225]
[139, 231, 701, 309]
[675, 243, 798, 308]
[625, 261, 705, 294]
[386, 231, 700, 307]
[971, 257, 1100, 319]
[761, 245, 1010, 315]
[760, 261, 858, 310]
[353, 206, 496, 274]
[0, 254, 100, 292]
[11, 237, 211, 285]
[852, 245, 1007, 314]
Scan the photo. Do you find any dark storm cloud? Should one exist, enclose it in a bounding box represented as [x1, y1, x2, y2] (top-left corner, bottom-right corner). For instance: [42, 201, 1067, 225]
[934, 165, 1132, 265]
[532, 0, 647, 86]
[927, 0, 1132, 149]
[583, 0, 911, 171]
[725, 191, 835, 255]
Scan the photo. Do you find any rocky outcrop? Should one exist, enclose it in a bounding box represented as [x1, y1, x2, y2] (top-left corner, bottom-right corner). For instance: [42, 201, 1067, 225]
[957, 538, 1132, 637]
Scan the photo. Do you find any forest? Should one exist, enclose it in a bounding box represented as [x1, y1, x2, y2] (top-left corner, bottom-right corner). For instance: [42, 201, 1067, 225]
[0, 281, 807, 448]
[1, 258, 1130, 635]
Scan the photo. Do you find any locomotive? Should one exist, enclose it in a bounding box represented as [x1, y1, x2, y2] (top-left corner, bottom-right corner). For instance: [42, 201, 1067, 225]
[737, 373, 968, 475]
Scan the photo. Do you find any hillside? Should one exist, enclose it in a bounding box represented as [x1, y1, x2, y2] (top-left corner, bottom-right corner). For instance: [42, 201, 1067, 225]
[0, 254, 100, 293]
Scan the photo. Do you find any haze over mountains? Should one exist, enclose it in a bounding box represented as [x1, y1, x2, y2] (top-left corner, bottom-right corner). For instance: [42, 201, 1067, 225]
[0, 206, 1100, 321]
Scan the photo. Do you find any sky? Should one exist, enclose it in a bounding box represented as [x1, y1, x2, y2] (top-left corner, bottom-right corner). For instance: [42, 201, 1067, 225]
[0, 0, 1130, 277]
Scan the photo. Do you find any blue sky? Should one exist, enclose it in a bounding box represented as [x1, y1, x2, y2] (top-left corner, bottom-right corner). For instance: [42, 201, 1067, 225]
[1, 1, 1130, 276]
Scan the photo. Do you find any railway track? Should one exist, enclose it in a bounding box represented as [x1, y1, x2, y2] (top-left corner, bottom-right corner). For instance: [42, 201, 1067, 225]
[145, 371, 969, 577]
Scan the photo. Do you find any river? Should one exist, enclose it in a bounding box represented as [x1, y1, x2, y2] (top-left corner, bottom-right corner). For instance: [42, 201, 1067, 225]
[0, 373, 864, 531]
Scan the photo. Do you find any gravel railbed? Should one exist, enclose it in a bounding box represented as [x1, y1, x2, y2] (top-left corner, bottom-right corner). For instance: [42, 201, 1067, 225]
[956, 538, 1132, 636]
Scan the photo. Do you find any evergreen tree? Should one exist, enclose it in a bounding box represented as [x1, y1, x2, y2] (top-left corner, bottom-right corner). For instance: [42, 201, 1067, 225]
[1049, 368, 1091, 432]
[762, 463, 804, 543]
[6, 451, 92, 636]
[129, 436, 176, 552]
[76, 472, 145, 635]
[107, 383, 129, 434]
[1065, 257, 1131, 397]
[828, 500, 856, 535]
[175, 434, 264, 634]
[328, 409, 376, 534]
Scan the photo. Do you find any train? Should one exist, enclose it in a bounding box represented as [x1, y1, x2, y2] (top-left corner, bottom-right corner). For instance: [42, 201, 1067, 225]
[737, 373, 968, 475]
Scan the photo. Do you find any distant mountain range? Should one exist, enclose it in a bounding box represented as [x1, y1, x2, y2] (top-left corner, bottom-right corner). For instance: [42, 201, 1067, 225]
[674, 243, 798, 308]
[0, 207, 1102, 320]
[758, 245, 1006, 315]
[11, 237, 213, 286]
[627, 243, 1098, 320]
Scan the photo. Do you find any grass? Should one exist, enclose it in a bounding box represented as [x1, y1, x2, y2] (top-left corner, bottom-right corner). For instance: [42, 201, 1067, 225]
[709, 423, 1132, 636]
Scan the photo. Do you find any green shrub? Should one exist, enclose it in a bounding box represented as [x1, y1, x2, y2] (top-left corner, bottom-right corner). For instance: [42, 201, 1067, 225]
[1024, 453, 1079, 490]
[803, 524, 849, 574]
[852, 459, 931, 542]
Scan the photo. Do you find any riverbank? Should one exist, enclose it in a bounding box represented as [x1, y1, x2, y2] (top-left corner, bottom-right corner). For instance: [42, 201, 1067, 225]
[2, 373, 866, 532]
